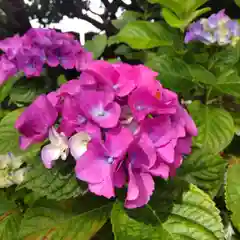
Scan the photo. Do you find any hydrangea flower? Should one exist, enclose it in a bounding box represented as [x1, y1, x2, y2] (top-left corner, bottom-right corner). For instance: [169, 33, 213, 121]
[0, 153, 27, 188]
[16, 60, 197, 209]
[0, 28, 92, 85]
[185, 9, 240, 46]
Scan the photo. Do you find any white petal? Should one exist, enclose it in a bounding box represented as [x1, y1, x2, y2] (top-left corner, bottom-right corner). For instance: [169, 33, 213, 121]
[69, 132, 91, 160]
[41, 144, 61, 169]
[0, 154, 12, 169]
[0, 174, 13, 188]
[10, 155, 23, 170]
[61, 148, 69, 161]
[49, 127, 68, 148]
[12, 167, 28, 184]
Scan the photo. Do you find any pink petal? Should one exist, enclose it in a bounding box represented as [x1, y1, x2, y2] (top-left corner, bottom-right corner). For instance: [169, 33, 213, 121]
[125, 171, 154, 209]
[19, 136, 33, 150]
[76, 122, 101, 140]
[126, 166, 139, 201]
[176, 137, 192, 154]
[134, 65, 159, 94]
[156, 140, 176, 164]
[138, 133, 156, 168]
[84, 60, 118, 86]
[129, 88, 176, 122]
[15, 94, 58, 149]
[149, 159, 170, 179]
[105, 127, 133, 158]
[141, 116, 172, 147]
[113, 164, 126, 188]
[58, 79, 83, 96]
[75, 142, 111, 184]
[112, 63, 136, 96]
[47, 91, 59, 107]
[88, 177, 115, 199]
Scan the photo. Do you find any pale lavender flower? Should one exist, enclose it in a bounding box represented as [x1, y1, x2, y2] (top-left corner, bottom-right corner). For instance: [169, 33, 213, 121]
[185, 9, 240, 46]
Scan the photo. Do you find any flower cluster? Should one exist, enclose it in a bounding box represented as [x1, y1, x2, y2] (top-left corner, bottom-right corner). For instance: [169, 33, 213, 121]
[15, 60, 197, 208]
[185, 9, 240, 46]
[0, 28, 92, 85]
[0, 153, 28, 188]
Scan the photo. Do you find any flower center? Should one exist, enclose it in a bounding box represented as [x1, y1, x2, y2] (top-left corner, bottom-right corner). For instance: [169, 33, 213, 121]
[106, 156, 114, 164]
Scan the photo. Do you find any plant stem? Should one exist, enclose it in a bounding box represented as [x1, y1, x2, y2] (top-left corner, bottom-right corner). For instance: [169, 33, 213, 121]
[205, 87, 212, 104]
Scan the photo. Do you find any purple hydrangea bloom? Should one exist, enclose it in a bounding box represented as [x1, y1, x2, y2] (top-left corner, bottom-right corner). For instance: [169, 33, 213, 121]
[185, 9, 240, 46]
[0, 28, 93, 86]
[0, 35, 23, 60]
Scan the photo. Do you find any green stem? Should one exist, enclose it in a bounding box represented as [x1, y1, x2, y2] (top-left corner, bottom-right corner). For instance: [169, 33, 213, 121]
[205, 87, 212, 104]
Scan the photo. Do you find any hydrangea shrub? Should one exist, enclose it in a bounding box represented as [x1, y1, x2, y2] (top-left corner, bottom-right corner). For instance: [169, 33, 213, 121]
[0, 1, 240, 239]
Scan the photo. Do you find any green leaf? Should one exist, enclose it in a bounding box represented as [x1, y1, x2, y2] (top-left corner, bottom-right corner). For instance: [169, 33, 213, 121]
[108, 35, 120, 46]
[20, 159, 85, 200]
[209, 43, 240, 72]
[234, 0, 240, 8]
[0, 109, 23, 155]
[114, 44, 132, 55]
[188, 102, 235, 153]
[146, 55, 190, 78]
[112, 11, 142, 29]
[225, 164, 240, 232]
[161, 7, 210, 30]
[179, 149, 226, 197]
[84, 34, 107, 59]
[0, 72, 24, 102]
[145, 55, 194, 92]
[9, 85, 40, 104]
[19, 203, 111, 239]
[148, 0, 208, 17]
[0, 198, 22, 239]
[189, 64, 217, 84]
[161, 8, 184, 28]
[183, 0, 208, 14]
[214, 69, 240, 98]
[111, 180, 224, 239]
[148, 0, 184, 16]
[116, 21, 173, 49]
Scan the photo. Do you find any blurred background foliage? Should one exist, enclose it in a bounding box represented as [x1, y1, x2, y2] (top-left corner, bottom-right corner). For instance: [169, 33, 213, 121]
[0, 0, 240, 41]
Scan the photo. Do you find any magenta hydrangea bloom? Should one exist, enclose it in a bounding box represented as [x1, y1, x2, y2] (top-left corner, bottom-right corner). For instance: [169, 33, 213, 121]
[15, 95, 58, 150]
[185, 9, 240, 46]
[16, 58, 197, 209]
